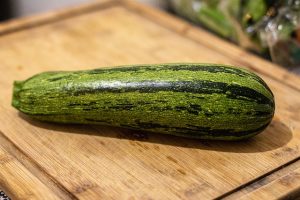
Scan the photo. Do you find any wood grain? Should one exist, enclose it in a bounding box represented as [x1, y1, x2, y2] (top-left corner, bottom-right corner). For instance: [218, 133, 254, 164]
[0, 1, 299, 199]
[224, 159, 300, 199]
[0, 131, 71, 199]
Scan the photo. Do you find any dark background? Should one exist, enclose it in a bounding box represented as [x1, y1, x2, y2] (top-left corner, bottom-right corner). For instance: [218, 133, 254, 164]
[0, 0, 166, 22]
[0, 0, 13, 21]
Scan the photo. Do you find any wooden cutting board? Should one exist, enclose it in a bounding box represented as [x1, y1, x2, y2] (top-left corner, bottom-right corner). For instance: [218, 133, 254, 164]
[0, 0, 300, 199]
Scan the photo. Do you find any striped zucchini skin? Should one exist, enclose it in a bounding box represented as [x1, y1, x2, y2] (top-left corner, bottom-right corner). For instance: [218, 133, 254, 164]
[12, 63, 275, 140]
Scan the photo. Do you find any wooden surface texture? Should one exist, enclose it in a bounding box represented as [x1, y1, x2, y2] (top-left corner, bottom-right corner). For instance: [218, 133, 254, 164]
[0, 0, 300, 199]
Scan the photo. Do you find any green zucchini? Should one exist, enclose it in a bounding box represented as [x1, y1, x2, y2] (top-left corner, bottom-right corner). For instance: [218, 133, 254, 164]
[12, 63, 275, 140]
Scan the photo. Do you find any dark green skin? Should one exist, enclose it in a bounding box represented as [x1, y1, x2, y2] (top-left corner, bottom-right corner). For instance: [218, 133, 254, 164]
[12, 63, 275, 140]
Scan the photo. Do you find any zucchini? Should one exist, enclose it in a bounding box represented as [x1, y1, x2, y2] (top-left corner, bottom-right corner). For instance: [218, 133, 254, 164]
[12, 63, 275, 140]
